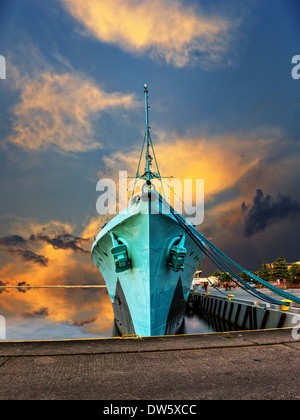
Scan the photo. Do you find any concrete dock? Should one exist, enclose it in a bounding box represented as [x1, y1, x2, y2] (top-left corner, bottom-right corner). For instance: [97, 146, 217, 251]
[0, 328, 299, 400]
[190, 290, 300, 331]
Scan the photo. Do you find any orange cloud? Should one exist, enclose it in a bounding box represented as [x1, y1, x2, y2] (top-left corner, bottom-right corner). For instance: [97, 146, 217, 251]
[102, 132, 277, 203]
[0, 218, 98, 284]
[60, 0, 236, 67]
[8, 68, 137, 153]
[95, 130, 286, 250]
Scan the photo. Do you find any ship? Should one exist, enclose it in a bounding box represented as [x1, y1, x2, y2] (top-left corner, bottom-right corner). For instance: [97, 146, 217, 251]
[91, 84, 205, 337]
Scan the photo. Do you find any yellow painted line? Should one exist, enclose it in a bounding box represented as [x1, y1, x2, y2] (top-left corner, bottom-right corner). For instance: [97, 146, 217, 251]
[0, 336, 122, 344]
[0, 327, 295, 344]
[135, 326, 297, 340]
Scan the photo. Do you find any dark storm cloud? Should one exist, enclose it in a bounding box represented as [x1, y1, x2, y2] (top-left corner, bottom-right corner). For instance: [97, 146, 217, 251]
[0, 280, 7, 294]
[243, 189, 300, 237]
[16, 281, 30, 293]
[0, 234, 28, 247]
[241, 202, 248, 215]
[0, 231, 89, 267]
[12, 249, 49, 266]
[70, 316, 97, 327]
[0, 234, 48, 266]
[35, 233, 89, 254]
[23, 307, 49, 318]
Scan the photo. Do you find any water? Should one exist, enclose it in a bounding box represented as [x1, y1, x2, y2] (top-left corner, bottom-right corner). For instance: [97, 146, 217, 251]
[0, 285, 230, 341]
[185, 286, 300, 334]
[2, 285, 298, 341]
[0, 287, 114, 341]
[184, 301, 239, 334]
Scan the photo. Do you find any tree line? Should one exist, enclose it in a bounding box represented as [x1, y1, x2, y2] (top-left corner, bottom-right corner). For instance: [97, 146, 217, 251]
[211, 256, 300, 285]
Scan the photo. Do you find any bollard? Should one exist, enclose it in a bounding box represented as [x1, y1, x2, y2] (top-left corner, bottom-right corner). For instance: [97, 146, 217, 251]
[281, 300, 292, 311]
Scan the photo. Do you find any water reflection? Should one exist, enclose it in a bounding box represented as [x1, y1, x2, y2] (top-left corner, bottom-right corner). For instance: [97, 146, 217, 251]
[184, 300, 241, 334]
[0, 286, 114, 340]
[0, 287, 239, 341]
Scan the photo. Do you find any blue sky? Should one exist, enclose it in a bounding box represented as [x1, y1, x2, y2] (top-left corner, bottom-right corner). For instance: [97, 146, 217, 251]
[0, 0, 300, 300]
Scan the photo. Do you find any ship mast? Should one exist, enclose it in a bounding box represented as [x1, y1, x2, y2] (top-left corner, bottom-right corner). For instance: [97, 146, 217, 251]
[141, 83, 162, 184]
[144, 83, 152, 184]
[129, 84, 171, 201]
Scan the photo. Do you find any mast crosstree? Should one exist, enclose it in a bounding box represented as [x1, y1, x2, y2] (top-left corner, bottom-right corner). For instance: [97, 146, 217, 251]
[128, 84, 172, 200]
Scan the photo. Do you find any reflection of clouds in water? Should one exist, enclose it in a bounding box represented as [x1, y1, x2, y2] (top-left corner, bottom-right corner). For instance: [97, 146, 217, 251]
[184, 315, 215, 335]
[0, 288, 114, 340]
[5, 317, 113, 341]
[0, 217, 112, 340]
[0, 217, 105, 289]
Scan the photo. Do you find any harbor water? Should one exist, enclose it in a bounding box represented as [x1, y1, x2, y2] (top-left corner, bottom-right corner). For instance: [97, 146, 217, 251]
[1, 286, 299, 341]
[0, 286, 234, 341]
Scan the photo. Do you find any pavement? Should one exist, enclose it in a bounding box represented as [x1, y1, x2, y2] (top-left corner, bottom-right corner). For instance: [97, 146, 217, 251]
[0, 328, 299, 401]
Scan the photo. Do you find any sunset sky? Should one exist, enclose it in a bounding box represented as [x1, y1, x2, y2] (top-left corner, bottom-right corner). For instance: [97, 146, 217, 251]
[0, 0, 300, 336]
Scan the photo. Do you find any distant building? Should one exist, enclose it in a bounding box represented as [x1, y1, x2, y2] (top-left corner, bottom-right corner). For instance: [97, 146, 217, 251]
[193, 270, 202, 280]
[192, 270, 219, 288]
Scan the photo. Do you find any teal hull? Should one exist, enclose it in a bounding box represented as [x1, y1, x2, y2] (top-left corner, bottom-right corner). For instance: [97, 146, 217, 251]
[91, 193, 205, 336]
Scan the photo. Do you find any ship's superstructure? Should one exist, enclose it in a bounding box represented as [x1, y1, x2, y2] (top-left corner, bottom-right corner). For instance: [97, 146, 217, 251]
[91, 85, 205, 336]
